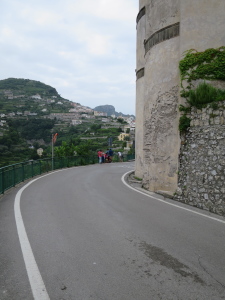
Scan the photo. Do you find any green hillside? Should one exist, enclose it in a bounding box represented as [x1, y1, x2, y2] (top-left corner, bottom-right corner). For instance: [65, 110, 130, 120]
[0, 78, 59, 97]
[0, 78, 73, 115]
[0, 78, 131, 167]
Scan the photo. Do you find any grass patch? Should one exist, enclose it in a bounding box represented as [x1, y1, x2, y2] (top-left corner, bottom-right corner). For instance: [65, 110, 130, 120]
[179, 115, 191, 133]
[187, 82, 225, 109]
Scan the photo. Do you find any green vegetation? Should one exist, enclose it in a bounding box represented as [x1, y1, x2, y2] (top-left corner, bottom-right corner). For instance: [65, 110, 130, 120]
[178, 47, 225, 132]
[188, 82, 225, 109]
[0, 117, 127, 167]
[117, 117, 127, 124]
[179, 47, 225, 102]
[0, 78, 134, 167]
[179, 114, 191, 133]
[178, 82, 225, 132]
[7, 118, 56, 141]
[0, 118, 56, 166]
[0, 78, 72, 115]
[179, 47, 225, 90]
[0, 78, 59, 97]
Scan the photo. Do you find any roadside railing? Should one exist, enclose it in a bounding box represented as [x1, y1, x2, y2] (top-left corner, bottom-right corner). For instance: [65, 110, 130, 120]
[0, 154, 135, 195]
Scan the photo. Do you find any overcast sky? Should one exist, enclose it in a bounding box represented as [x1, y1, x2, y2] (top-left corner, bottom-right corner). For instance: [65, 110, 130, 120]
[1, 0, 138, 115]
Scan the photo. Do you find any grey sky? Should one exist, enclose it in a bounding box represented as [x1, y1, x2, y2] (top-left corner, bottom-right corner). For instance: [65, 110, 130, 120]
[1, 0, 138, 115]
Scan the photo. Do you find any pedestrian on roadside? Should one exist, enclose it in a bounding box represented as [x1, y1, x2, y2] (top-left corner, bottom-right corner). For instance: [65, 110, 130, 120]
[118, 151, 123, 162]
[102, 151, 105, 163]
[108, 148, 114, 163]
[97, 150, 103, 164]
[105, 149, 110, 163]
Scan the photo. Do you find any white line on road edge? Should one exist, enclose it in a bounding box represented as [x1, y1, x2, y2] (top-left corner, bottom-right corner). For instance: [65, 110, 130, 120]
[14, 169, 70, 299]
[14, 175, 52, 300]
[13, 163, 112, 299]
[122, 170, 225, 225]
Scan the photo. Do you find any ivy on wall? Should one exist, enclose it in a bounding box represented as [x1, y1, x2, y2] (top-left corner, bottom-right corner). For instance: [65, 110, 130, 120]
[178, 47, 225, 132]
[179, 46, 225, 82]
[179, 46, 225, 98]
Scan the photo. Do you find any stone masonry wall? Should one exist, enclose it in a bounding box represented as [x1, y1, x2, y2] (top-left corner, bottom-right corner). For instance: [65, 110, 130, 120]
[175, 101, 225, 216]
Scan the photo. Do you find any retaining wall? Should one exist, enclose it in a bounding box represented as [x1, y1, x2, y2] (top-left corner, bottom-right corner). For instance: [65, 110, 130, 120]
[175, 101, 225, 215]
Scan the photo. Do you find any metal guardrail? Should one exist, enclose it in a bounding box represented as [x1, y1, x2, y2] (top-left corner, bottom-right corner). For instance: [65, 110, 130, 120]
[0, 154, 135, 195]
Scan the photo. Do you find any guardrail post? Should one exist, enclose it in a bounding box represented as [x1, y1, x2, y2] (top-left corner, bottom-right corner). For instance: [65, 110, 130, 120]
[13, 165, 15, 187]
[31, 161, 34, 178]
[22, 163, 24, 182]
[2, 169, 4, 194]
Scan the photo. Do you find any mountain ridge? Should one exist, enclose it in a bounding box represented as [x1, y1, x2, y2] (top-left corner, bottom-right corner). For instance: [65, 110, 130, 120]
[93, 104, 135, 118]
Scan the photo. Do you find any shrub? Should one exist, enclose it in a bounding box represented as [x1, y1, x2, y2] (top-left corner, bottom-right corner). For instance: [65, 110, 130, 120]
[179, 105, 191, 113]
[187, 82, 218, 108]
[179, 115, 191, 132]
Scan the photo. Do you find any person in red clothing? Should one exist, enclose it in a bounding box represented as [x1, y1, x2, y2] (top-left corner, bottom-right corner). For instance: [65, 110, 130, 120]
[97, 150, 103, 164]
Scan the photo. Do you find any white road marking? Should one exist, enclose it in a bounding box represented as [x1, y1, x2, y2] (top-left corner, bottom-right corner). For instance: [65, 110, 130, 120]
[14, 166, 89, 299]
[14, 163, 224, 300]
[14, 176, 51, 300]
[122, 170, 225, 225]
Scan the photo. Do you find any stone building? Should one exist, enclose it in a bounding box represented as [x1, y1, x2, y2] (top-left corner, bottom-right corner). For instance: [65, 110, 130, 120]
[135, 0, 225, 195]
[37, 148, 44, 157]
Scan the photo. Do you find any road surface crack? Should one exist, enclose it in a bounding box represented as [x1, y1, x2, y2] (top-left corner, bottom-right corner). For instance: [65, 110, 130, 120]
[198, 256, 225, 289]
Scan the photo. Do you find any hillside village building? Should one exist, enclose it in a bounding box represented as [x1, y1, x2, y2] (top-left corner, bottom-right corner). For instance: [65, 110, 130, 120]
[135, 0, 225, 194]
[37, 148, 44, 157]
[31, 94, 42, 99]
[118, 133, 129, 141]
[94, 111, 107, 117]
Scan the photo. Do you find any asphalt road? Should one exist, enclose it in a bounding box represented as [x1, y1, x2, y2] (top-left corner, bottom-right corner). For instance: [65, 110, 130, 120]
[0, 161, 225, 300]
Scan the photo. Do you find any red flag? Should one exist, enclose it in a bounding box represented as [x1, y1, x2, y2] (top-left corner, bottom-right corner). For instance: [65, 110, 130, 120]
[52, 133, 58, 144]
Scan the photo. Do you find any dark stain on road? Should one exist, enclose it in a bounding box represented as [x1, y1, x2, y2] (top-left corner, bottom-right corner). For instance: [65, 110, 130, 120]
[139, 241, 204, 284]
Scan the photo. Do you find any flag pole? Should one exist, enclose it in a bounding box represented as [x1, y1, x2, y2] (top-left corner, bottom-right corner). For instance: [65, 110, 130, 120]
[52, 133, 58, 170]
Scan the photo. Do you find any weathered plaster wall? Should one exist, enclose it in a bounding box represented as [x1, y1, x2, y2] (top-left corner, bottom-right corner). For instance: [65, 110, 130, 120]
[135, 0, 180, 193]
[175, 102, 225, 216]
[143, 42, 180, 192]
[180, 0, 225, 54]
[139, 0, 146, 10]
[145, 0, 179, 37]
[135, 3, 146, 178]
[135, 77, 145, 178]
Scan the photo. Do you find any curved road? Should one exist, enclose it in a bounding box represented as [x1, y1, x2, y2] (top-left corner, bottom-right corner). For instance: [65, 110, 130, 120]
[0, 162, 225, 300]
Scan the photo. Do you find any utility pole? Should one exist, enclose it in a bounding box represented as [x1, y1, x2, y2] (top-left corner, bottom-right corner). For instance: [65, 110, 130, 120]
[52, 133, 58, 170]
[51, 134, 54, 170]
[108, 137, 112, 147]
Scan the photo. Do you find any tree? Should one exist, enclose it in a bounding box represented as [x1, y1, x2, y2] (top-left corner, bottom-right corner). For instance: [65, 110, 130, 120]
[124, 136, 130, 141]
[117, 118, 127, 124]
[55, 141, 76, 157]
[74, 140, 93, 156]
[90, 124, 101, 133]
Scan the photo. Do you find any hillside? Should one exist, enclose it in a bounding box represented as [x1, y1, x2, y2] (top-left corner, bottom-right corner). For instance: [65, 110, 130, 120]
[0, 78, 59, 97]
[0, 78, 74, 115]
[0, 78, 135, 167]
